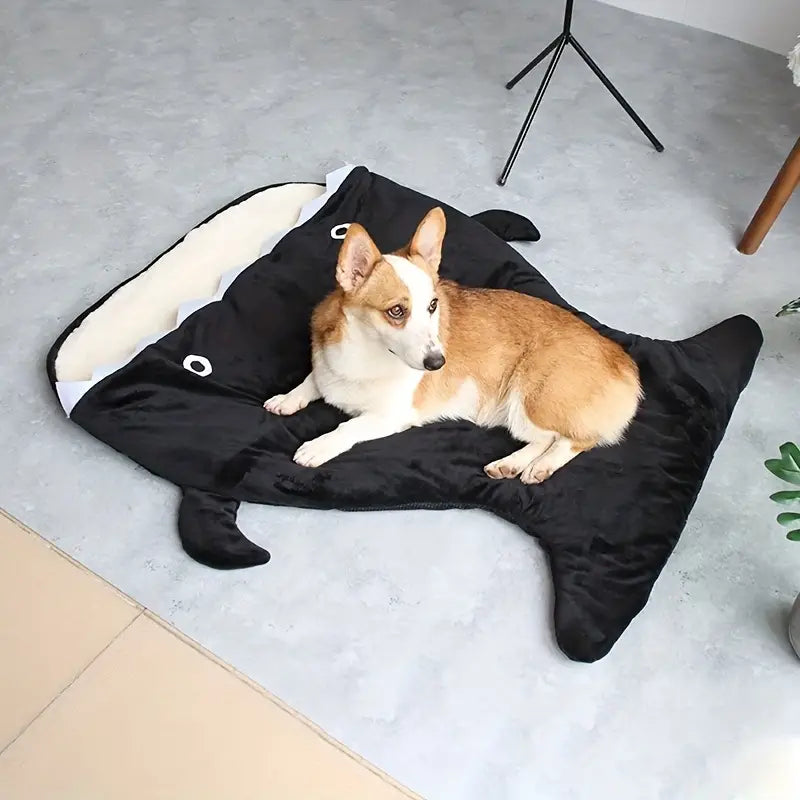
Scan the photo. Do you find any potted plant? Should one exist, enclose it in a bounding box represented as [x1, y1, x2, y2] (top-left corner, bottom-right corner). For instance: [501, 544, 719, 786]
[765, 295, 800, 658]
[790, 36, 800, 86]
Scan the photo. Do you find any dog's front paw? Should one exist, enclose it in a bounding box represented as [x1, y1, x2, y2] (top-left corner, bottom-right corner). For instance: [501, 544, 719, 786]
[294, 434, 347, 468]
[264, 393, 307, 416]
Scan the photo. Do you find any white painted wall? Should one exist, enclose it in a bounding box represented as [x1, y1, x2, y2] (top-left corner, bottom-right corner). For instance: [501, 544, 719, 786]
[599, 0, 798, 55]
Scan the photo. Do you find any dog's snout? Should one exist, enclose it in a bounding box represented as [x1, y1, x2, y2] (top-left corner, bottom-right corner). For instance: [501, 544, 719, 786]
[423, 351, 446, 371]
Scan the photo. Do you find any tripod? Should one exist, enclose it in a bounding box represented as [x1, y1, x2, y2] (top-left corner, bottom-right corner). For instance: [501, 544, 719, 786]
[497, 0, 664, 186]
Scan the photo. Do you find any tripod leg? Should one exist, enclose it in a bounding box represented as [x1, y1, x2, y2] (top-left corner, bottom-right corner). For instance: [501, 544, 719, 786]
[498, 36, 568, 186]
[569, 35, 664, 153]
[506, 35, 563, 90]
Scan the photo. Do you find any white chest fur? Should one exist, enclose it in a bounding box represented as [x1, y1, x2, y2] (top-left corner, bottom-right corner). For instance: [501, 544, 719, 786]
[313, 321, 423, 418]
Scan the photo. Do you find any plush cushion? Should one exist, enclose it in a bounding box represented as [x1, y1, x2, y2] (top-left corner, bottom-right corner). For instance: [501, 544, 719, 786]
[47, 166, 762, 662]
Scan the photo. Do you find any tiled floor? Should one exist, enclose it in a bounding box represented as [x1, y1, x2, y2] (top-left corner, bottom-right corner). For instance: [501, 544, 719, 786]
[0, 511, 419, 800]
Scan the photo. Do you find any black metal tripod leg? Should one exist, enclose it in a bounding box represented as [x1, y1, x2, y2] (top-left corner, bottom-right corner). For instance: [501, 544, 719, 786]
[569, 35, 664, 152]
[498, 36, 568, 186]
[505, 35, 563, 90]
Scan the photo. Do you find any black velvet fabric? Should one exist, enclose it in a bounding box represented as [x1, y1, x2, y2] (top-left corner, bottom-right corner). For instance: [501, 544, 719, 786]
[48, 167, 762, 662]
[470, 209, 541, 242]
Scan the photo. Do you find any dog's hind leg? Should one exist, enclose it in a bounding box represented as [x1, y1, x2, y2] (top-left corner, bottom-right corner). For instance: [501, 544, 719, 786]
[483, 430, 556, 479]
[519, 436, 595, 484]
[484, 390, 558, 479]
[264, 373, 321, 415]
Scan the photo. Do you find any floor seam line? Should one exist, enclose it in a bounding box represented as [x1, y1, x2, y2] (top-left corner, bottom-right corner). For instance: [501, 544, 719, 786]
[0, 610, 144, 757]
[0, 512, 420, 796]
[141, 610, 423, 799]
[0, 507, 144, 612]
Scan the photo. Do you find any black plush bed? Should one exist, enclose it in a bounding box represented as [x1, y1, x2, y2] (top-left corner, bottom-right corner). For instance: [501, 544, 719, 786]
[47, 166, 762, 662]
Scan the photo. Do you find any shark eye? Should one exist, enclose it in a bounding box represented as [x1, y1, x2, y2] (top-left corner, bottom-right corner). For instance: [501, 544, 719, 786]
[428, 298, 438, 314]
[183, 355, 212, 376]
[386, 305, 405, 320]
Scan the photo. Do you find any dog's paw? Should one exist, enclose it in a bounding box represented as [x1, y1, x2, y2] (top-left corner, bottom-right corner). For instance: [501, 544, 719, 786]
[264, 393, 307, 416]
[519, 464, 553, 484]
[483, 458, 524, 479]
[294, 434, 346, 468]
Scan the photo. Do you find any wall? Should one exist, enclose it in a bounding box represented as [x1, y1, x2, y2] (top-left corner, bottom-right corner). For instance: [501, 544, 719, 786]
[599, 0, 798, 55]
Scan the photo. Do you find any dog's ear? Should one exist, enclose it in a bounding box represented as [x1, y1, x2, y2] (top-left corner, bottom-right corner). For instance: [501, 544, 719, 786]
[336, 224, 381, 293]
[409, 207, 446, 272]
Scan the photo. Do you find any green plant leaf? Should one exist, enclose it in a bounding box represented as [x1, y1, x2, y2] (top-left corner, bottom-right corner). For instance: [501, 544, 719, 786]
[765, 443, 800, 485]
[765, 460, 800, 485]
[776, 297, 800, 317]
[769, 490, 800, 505]
[787, 530, 800, 542]
[777, 512, 800, 527]
[780, 442, 800, 465]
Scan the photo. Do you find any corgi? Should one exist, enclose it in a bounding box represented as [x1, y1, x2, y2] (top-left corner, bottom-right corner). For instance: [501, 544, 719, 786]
[264, 207, 641, 483]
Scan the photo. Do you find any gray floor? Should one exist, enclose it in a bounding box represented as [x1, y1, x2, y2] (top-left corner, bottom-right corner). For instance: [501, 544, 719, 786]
[2, 0, 800, 797]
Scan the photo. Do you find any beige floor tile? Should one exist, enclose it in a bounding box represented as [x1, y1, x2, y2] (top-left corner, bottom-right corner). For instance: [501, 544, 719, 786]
[0, 512, 140, 748]
[0, 615, 417, 800]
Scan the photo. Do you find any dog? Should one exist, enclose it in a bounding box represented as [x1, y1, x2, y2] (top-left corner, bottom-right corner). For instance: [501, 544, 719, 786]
[264, 207, 641, 483]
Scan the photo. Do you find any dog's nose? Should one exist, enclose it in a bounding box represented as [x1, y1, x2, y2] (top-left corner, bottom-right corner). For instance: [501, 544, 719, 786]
[423, 352, 446, 371]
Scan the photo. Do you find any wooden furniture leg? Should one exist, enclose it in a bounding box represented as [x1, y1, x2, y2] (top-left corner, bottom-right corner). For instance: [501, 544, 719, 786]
[737, 136, 800, 255]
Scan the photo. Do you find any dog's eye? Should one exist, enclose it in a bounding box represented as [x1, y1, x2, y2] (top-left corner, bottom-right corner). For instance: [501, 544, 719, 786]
[386, 305, 405, 319]
[428, 298, 438, 314]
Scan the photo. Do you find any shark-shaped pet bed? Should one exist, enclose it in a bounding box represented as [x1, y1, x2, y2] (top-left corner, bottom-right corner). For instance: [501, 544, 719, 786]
[47, 166, 762, 662]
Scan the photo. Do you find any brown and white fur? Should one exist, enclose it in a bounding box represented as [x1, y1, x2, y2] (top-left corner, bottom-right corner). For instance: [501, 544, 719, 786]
[264, 207, 641, 483]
